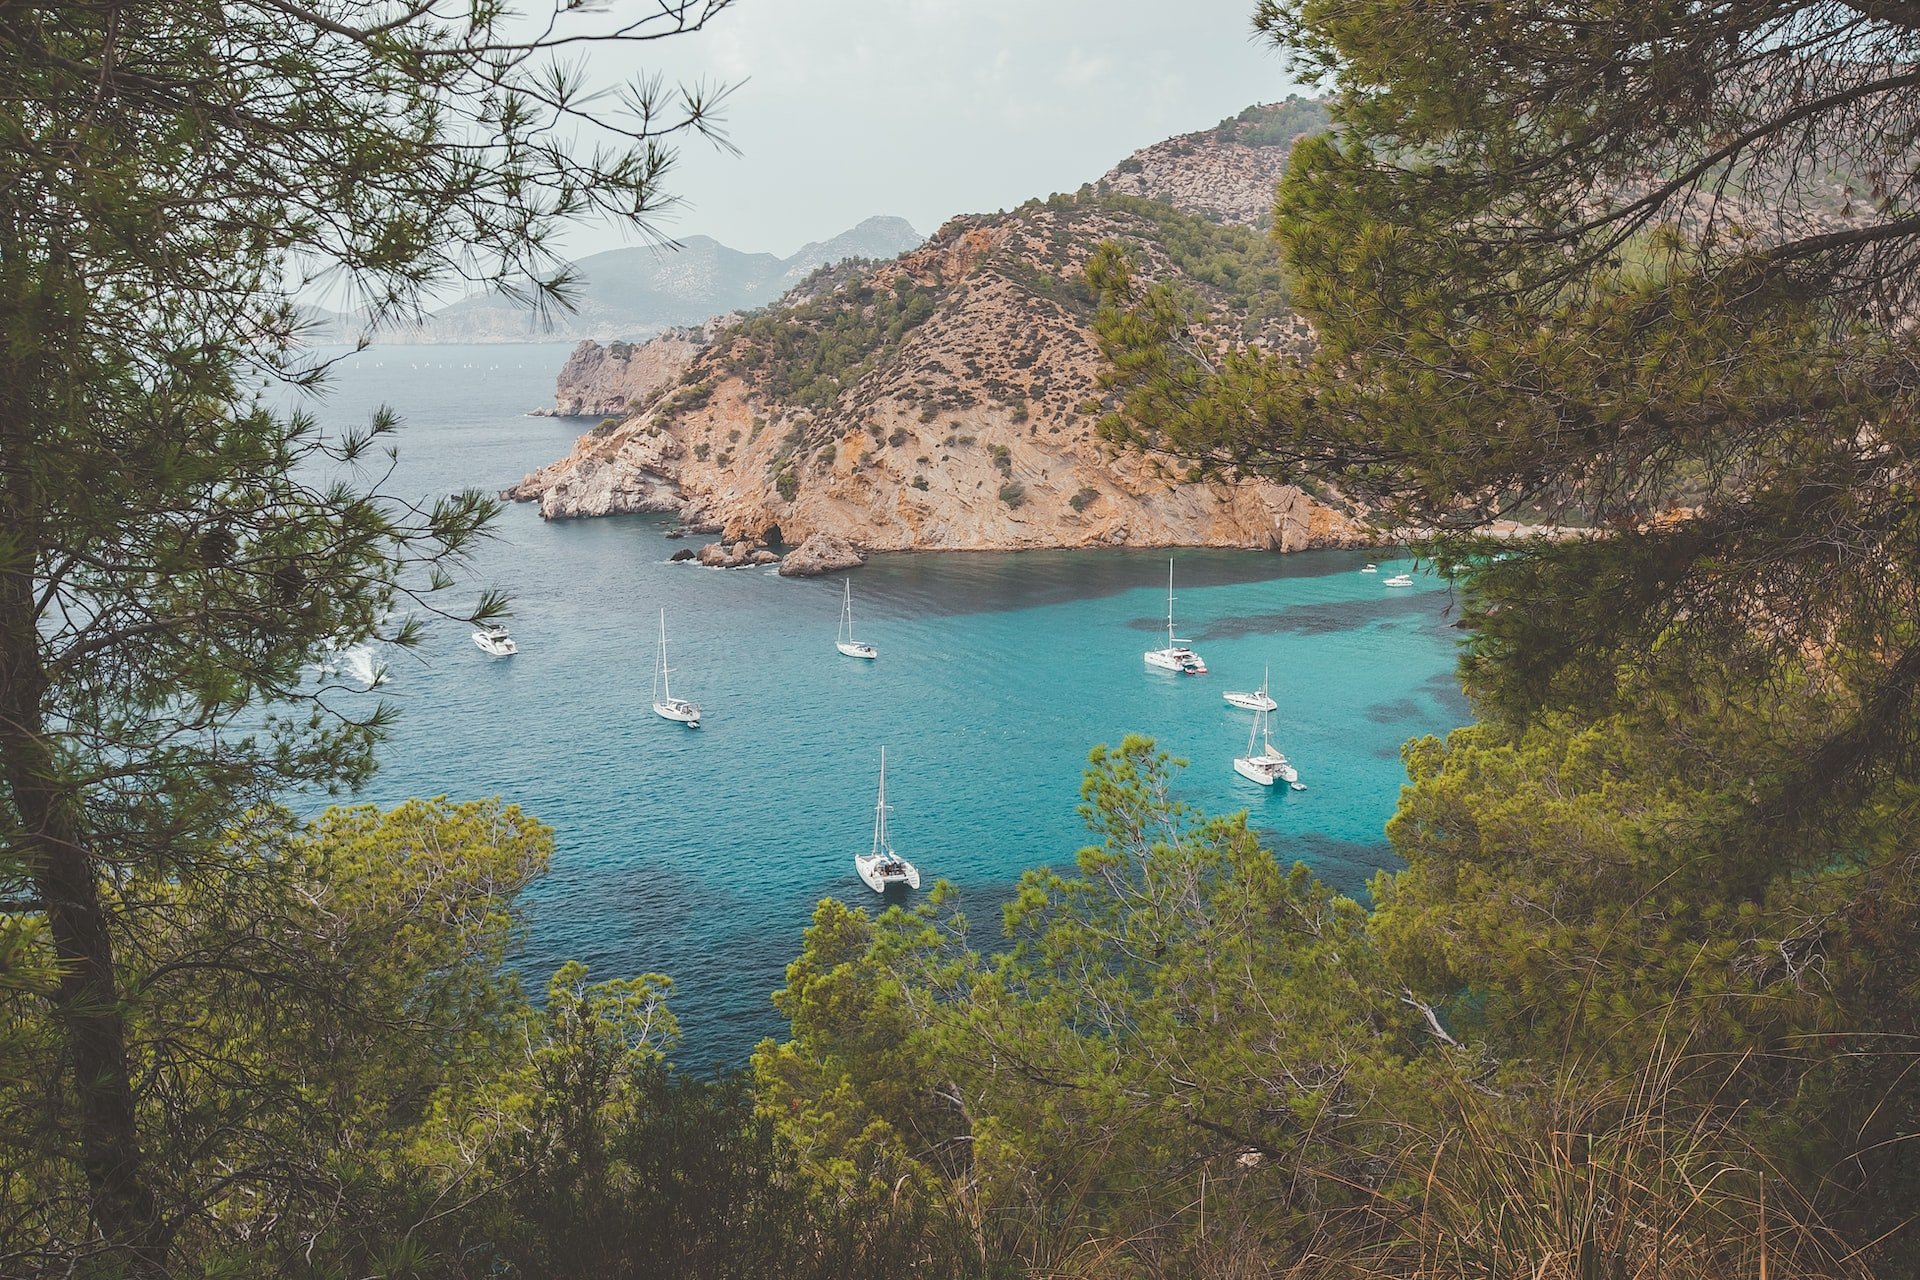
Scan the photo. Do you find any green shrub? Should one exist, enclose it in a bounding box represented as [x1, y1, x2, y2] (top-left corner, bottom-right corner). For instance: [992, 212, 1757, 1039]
[998, 481, 1026, 507]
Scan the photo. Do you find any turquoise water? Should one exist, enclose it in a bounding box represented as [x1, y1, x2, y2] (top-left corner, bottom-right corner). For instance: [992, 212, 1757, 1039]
[302, 344, 1470, 1065]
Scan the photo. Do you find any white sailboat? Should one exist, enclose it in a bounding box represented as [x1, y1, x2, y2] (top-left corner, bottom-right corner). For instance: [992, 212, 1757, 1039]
[472, 624, 517, 657]
[1143, 557, 1207, 674]
[1233, 703, 1298, 787]
[651, 609, 701, 727]
[855, 747, 920, 891]
[1223, 665, 1278, 711]
[835, 579, 877, 659]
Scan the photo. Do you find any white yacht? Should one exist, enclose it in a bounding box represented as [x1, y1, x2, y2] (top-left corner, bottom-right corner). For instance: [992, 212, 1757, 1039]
[472, 624, 517, 657]
[1233, 704, 1299, 787]
[1223, 665, 1278, 712]
[651, 610, 701, 727]
[855, 747, 920, 892]
[1361, 563, 1378, 573]
[1383, 573, 1414, 588]
[1143, 557, 1207, 675]
[835, 578, 877, 659]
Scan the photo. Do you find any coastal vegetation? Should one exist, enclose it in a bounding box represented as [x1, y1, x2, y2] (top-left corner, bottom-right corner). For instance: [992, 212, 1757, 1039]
[6, 3, 1917, 1280]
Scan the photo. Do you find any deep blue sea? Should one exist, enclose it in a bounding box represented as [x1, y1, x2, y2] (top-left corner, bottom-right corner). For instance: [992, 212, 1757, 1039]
[297, 343, 1471, 1065]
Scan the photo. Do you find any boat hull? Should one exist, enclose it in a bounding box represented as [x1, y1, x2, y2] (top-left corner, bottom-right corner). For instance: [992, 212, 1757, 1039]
[473, 636, 516, 657]
[1145, 647, 1206, 674]
[836, 640, 877, 659]
[855, 852, 920, 892]
[653, 699, 701, 727]
[1234, 755, 1298, 786]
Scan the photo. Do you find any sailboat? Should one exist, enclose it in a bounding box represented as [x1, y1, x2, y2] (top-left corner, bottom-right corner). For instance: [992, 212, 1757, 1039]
[651, 609, 701, 727]
[835, 579, 877, 659]
[1233, 703, 1299, 786]
[855, 747, 920, 891]
[1143, 557, 1207, 674]
[1223, 665, 1278, 711]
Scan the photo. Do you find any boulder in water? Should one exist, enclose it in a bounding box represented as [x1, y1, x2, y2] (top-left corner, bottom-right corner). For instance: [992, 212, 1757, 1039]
[777, 533, 867, 577]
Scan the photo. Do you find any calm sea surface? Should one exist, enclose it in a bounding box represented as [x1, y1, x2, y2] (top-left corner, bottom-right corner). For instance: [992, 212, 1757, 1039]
[296, 343, 1471, 1065]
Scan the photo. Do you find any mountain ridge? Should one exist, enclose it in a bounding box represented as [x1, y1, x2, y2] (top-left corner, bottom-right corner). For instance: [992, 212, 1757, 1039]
[305, 215, 923, 345]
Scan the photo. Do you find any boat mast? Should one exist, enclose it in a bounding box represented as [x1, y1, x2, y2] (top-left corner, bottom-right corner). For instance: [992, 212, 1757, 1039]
[871, 747, 891, 857]
[656, 609, 670, 701]
[1167, 556, 1176, 649]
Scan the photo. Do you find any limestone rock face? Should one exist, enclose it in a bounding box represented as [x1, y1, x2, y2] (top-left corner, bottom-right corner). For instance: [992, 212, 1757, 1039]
[540, 329, 711, 418]
[777, 533, 867, 577]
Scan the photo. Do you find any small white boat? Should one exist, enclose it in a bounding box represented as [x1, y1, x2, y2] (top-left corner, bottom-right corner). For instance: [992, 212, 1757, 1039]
[1383, 573, 1414, 588]
[855, 747, 920, 892]
[1144, 556, 1207, 674]
[835, 579, 877, 659]
[651, 609, 701, 727]
[1233, 704, 1299, 787]
[1361, 563, 1378, 573]
[1223, 665, 1278, 712]
[473, 625, 517, 657]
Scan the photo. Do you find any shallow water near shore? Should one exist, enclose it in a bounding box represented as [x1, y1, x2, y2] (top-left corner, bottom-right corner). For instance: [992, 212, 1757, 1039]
[302, 344, 1471, 1065]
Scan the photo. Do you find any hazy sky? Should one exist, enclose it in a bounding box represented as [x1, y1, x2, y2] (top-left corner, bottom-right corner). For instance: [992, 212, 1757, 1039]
[562, 0, 1307, 259]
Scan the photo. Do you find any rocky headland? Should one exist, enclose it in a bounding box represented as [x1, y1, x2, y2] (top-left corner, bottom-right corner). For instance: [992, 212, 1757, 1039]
[507, 101, 1371, 561]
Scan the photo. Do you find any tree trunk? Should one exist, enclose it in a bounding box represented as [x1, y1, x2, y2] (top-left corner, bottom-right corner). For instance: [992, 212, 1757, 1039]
[0, 263, 167, 1274]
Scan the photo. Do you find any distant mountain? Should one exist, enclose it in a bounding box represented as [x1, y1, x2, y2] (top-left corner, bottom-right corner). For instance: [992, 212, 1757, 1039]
[311, 215, 923, 345]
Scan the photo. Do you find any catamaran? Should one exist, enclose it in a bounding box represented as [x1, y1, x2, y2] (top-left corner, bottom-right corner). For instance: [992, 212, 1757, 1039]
[855, 747, 920, 891]
[835, 579, 877, 659]
[651, 609, 701, 727]
[1143, 557, 1207, 674]
[1223, 665, 1278, 711]
[1233, 703, 1299, 787]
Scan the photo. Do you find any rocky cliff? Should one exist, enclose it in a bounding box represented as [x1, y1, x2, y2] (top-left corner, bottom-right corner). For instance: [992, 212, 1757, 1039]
[509, 104, 1368, 555]
[1094, 98, 1328, 226]
[540, 326, 714, 418]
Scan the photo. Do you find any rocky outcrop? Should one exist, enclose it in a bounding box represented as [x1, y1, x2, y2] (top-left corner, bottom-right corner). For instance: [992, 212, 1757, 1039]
[509, 102, 1378, 559]
[538, 329, 711, 418]
[1096, 98, 1328, 226]
[693, 540, 779, 569]
[777, 533, 867, 577]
